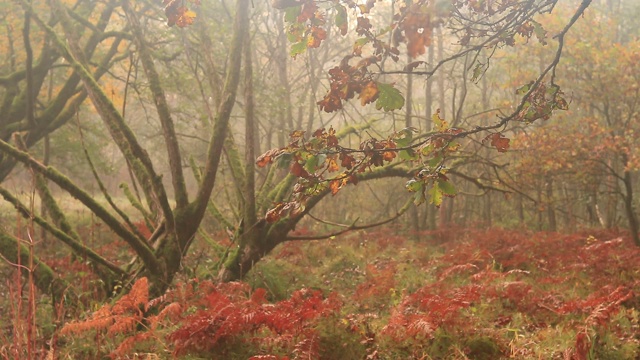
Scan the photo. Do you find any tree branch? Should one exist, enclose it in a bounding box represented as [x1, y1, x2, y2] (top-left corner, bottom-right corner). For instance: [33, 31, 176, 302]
[286, 197, 412, 241]
[0, 137, 160, 274]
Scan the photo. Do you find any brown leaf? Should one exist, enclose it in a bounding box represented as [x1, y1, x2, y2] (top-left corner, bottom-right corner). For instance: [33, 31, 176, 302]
[404, 61, 426, 72]
[318, 93, 342, 112]
[308, 26, 327, 48]
[291, 161, 311, 178]
[326, 127, 339, 147]
[297, 1, 318, 22]
[266, 203, 286, 223]
[402, 9, 431, 58]
[359, 81, 379, 106]
[312, 128, 325, 138]
[489, 133, 510, 152]
[340, 152, 356, 170]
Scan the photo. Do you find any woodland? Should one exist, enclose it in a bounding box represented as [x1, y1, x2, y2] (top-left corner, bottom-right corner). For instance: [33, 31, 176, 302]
[0, 0, 639, 358]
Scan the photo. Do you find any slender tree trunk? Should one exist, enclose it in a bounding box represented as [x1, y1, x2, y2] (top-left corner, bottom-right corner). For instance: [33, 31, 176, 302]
[423, 27, 437, 232]
[484, 192, 492, 227]
[516, 193, 525, 227]
[405, 55, 420, 240]
[537, 186, 543, 231]
[546, 175, 557, 231]
[437, 27, 446, 120]
[621, 167, 640, 246]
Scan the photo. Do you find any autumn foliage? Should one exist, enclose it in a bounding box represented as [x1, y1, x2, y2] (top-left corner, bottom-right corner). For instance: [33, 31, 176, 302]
[54, 227, 640, 359]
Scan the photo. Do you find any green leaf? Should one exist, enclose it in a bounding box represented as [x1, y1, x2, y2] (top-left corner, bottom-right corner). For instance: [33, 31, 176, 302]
[427, 182, 443, 207]
[428, 154, 443, 168]
[284, 6, 301, 23]
[335, 4, 348, 35]
[354, 38, 369, 47]
[405, 179, 423, 192]
[290, 41, 308, 57]
[516, 82, 532, 95]
[532, 20, 547, 44]
[375, 82, 405, 112]
[398, 149, 417, 160]
[471, 63, 484, 82]
[438, 179, 456, 197]
[432, 111, 448, 131]
[413, 191, 426, 206]
[395, 127, 416, 147]
[276, 153, 292, 169]
[305, 155, 318, 173]
[420, 143, 434, 156]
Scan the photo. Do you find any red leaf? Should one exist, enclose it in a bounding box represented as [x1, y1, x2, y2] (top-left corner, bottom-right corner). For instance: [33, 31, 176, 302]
[317, 93, 342, 112]
[340, 152, 356, 170]
[489, 133, 510, 152]
[291, 161, 311, 178]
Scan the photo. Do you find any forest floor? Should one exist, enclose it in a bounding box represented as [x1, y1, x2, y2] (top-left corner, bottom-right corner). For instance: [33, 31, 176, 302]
[2, 226, 640, 359]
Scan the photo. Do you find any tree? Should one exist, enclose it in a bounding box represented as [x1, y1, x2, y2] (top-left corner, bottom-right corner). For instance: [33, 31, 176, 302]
[0, 0, 594, 303]
[0, 0, 251, 298]
[498, 1, 640, 243]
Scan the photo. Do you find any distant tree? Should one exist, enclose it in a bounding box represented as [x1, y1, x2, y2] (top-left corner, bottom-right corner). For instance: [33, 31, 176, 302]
[506, 2, 640, 244]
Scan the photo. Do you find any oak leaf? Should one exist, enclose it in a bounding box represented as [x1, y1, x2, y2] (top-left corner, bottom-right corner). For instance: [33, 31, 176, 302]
[359, 81, 379, 106]
[489, 133, 510, 152]
[375, 82, 404, 112]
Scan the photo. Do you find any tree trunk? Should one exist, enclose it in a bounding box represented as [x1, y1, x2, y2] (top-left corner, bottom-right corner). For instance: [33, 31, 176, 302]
[621, 169, 640, 246]
[546, 175, 557, 231]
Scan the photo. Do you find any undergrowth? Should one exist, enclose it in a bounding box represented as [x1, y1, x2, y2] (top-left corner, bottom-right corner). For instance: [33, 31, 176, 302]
[4, 227, 640, 359]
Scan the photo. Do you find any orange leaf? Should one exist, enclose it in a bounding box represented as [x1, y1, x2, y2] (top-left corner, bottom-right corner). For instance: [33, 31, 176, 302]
[327, 158, 339, 172]
[359, 81, 379, 106]
[256, 149, 283, 167]
[329, 179, 342, 195]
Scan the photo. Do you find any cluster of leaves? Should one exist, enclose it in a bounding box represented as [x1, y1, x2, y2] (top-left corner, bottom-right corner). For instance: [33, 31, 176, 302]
[256, 119, 471, 222]
[316, 57, 405, 113]
[515, 81, 569, 123]
[256, 126, 401, 222]
[163, 0, 199, 27]
[275, 0, 329, 58]
[279, 0, 409, 113]
[277, 0, 559, 114]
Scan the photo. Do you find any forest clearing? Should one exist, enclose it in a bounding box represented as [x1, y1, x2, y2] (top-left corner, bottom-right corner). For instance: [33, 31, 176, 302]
[1, 0, 639, 358]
